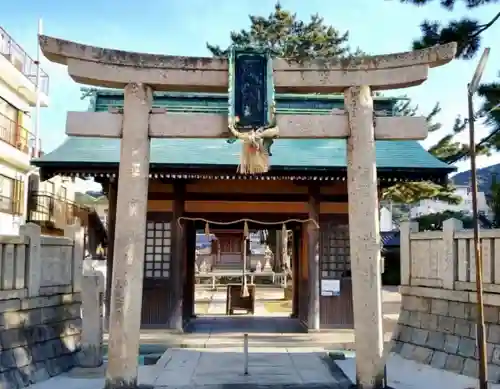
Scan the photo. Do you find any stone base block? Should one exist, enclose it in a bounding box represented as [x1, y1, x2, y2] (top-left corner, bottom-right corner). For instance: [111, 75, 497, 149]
[0, 293, 82, 389]
[78, 344, 104, 368]
[392, 291, 500, 383]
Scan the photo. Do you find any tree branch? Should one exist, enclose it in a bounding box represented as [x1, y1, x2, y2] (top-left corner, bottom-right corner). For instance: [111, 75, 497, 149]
[471, 11, 500, 38]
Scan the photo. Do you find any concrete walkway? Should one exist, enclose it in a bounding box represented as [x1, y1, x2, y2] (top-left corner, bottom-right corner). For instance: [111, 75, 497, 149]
[151, 348, 350, 387]
[28, 347, 351, 388]
[28, 285, 401, 388]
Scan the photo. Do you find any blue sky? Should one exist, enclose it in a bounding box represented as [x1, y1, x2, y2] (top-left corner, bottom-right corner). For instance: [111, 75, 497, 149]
[2, 0, 499, 186]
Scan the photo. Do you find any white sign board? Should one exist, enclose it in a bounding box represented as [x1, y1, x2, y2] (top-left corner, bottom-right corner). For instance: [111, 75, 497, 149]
[321, 279, 340, 297]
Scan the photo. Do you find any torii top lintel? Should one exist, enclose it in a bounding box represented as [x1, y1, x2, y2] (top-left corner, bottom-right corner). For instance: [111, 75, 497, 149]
[39, 35, 456, 93]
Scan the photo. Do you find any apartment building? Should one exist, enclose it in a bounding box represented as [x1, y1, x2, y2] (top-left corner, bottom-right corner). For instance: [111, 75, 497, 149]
[409, 184, 489, 219]
[0, 26, 50, 235]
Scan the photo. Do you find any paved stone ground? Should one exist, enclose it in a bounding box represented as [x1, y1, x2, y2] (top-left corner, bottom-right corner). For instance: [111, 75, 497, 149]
[194, 285, 291, 317]
[150, 348, 351, 387]
[27, 285, 401, 388]
[28, 348, 351, 388]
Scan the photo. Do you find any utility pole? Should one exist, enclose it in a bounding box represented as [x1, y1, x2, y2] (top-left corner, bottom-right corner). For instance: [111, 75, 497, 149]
[33, 18, 43, 157]
[468, 47, 490, 389]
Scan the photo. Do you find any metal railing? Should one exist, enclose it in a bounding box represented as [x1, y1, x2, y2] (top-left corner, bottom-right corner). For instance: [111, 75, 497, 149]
[27, 192, 92, 229]
[0, 27, 49, 95]
[0, 111, 40, 156]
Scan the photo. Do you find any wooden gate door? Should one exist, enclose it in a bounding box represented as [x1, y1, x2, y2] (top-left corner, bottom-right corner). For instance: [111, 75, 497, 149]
[141, 220, 175, 328]
[319, 220, 354, 328]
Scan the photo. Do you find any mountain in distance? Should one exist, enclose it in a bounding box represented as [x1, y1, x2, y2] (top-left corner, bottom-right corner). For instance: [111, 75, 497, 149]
[86, 190, 104, 198]
[74, 190, 107, 206]
[452, 163, 500, 195]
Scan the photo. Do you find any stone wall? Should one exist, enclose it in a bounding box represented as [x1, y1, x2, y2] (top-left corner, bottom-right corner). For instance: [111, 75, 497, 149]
[0, 292, 81, 388]
[392, 286, 500, 382]
[0, 222, 86, 389]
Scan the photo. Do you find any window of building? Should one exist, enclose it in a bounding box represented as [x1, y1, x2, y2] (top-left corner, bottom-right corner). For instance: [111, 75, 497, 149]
[0, 175, 24, 214]
[0, 97, 19, 145]
[12, 178, 24, 215]
[0, 175, 14, 212]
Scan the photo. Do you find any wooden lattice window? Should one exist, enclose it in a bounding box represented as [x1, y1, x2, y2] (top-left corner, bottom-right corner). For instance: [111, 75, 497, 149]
[144, 221, 171, 279]
[320, 223, 350, 279]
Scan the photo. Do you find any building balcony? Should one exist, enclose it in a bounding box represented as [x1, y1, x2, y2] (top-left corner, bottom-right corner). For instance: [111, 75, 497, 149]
[0, 27, 49, 106]
[27, 192, 108, 248]
[0, 111, 42, 158]
[27, 192, 89, 231]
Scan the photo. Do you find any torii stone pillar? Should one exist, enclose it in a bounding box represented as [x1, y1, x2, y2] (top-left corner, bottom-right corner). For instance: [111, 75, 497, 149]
[38, 35, 457, 389]
[105, 83, 152, 389]
[345, 85, 384, 387]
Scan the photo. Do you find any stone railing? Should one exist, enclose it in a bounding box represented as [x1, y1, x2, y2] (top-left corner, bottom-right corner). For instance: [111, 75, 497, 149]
[394, 218, 500, 380]
[0, 223, 84, 298]
[400, 218, 500, 291]
[0, 235, 29, 296]
[0, 222, 85, 389]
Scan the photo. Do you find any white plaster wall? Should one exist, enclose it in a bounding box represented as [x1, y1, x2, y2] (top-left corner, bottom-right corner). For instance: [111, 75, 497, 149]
[0, 78, 31, 112]
[380, 207, 395, 232]
[0, 212, 21, 235]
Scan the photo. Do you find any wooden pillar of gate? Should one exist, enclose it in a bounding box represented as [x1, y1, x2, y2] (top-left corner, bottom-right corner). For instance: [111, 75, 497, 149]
[307, 185, 320, 331]
[183, 220, 196, 322]
[170, 181, 185, 330]
[291, 227, 300, 318]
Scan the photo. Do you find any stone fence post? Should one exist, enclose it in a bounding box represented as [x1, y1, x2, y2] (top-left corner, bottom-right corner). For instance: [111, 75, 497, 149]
[399, 221, 418, 286]
[79, 273, 104, 368]
[19, 223, 42, 297]
[65, 221, 85, 294]
[441, 218, 463, 290]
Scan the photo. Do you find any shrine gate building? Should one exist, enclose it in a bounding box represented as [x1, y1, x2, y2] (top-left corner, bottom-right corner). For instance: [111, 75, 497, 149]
[32, 89, 454, 330]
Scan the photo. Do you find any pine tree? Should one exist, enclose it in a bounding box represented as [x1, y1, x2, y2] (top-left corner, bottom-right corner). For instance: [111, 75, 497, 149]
[206, 2, 360, 60]
[477, 76, 500, 149]
[382, 101, 461, 204]
[207, 2, 468, 205]
[401, 0, 500, 60]
[401, 0, 500, 160]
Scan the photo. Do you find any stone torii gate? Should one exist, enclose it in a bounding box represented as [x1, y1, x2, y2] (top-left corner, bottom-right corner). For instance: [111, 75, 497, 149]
[39, 35, 456, 389]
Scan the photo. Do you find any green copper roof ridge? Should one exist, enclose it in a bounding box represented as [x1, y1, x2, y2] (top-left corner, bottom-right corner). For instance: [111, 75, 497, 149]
[82, 87, 405, 101]
[34, 137, 454, 172]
